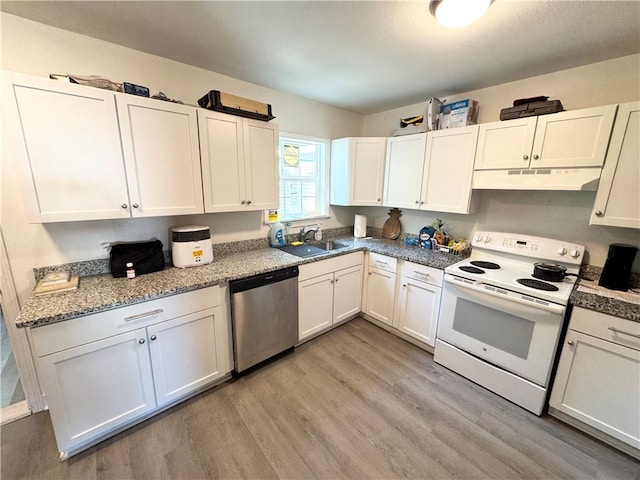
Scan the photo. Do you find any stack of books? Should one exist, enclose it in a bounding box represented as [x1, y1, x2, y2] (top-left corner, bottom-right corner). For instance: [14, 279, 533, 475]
[34, 271, 79, 296]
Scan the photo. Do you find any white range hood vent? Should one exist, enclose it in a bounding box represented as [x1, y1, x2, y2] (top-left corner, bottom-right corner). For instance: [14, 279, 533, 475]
[472, 167, 602, 191]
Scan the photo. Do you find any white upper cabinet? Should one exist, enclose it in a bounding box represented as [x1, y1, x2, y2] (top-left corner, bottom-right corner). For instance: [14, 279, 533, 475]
[420, 125, 479, 214]
[198, 110, 278, 213]
[116, 95, 204, 217]
[330, 137, 386, 206]
[4, 71, 205, 222]
[383, 133, 426, 208]
[4, 71, 130, 222]
[475, 105, 617, 170]
[590, 101, 640, 229]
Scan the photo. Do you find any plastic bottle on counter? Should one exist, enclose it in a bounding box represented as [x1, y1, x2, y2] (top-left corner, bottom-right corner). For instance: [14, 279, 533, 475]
[126, 262, 136, 279]
[269, 221, 285, 247]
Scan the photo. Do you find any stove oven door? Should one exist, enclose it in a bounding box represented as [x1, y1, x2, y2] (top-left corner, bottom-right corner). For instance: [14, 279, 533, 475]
[437, 274, 566, 387]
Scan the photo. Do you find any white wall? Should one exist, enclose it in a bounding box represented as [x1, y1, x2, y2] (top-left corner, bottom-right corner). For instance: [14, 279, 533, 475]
[359, 55, 640, 272]
[0, 13, 362, 302]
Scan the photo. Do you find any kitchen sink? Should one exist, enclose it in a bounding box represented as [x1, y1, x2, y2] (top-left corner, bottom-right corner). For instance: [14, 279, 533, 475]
[278, 240, 345, 258]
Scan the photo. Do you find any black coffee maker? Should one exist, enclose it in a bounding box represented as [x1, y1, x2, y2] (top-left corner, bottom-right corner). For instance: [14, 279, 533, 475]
[598, 243, 638, 291]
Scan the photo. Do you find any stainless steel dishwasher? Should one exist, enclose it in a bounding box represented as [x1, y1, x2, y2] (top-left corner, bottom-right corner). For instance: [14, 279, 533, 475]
[229, 266, 299, 372]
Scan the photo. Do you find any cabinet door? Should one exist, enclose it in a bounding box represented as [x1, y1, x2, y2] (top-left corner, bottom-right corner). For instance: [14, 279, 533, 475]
[198, 110, 246, 212]
[333, 264, 363, 324]
[243, 119, 279, 210]
[299, 273, 335, 341]
[550, 330, 640, 450]
[117, 96, 204, 217]
[364, 268, 396, 326]
[148, 306, 229, 407]
[330, 137, 386, 206]
[383, 133, 426, 208]
[590, 101, 640, 228]
[37, 328, 156, 454]
[474, 118, 537, 170]
[532, 105, 617, 169]
[4, 72, 130, 222]
[395, 276, 441, 347]
[421, 125, 479, 213]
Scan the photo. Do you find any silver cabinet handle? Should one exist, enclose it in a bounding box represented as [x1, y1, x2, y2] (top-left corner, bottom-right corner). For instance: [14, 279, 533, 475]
[533, 154, 540, 160]
[139, 338, 145, 344]
[567, 340, 575, 346]
[121, 203, 128, 209]
[330, 279, 334, 284]
[608, 327, 640, 339]
[150, 335, 157, 341]
[377, 198, 381, 201]
[420, 201, 424, 204]
[132, 203, 139, 208]
[247, 200, 252, 205]
[414, 270, 429, 277]
[402, 284, 407, 288]
[335, 278, 339, 283]
[523, 154, 529, 161]
[376, 261, 389, 266]
[368, 272, 372, 276]
[415, 200, 419, 204]
[241, 200, 246, 205]
[125, 309, 164, 322]
[595, 210, 603, 217]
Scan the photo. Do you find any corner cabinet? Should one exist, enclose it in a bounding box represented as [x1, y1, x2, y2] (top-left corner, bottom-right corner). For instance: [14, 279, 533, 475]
[298, 252, 364, 341]
[330, 137, 386, 206]
[549, 307, 640, 459]
[198, 109, 279, 213]
[3, 71, 204, 222]
[30, 285, 232, 459]
[590, 101, 640, 229]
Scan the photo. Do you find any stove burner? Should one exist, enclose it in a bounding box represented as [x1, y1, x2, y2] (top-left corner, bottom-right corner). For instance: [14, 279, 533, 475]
[460, 266, 485, 274]
[470, 261, 500, 270]
[516, 278, 559, 292]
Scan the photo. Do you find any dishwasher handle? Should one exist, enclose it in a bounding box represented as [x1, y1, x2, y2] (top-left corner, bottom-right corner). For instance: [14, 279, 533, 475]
[230, 266, 299, 293]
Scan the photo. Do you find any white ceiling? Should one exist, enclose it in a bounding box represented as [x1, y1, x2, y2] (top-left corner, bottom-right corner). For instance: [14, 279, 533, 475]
[2, 1, 639, 115]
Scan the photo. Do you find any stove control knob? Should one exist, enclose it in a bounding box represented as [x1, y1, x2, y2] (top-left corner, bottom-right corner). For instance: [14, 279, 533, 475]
[557, 247, 566, 255]
[569, 249, 581, 258]
[475, 234, 483, 242]
[484, 236, 491, 243]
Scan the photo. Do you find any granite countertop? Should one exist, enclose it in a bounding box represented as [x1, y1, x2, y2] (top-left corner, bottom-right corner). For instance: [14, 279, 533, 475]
[570, 265, 640, 323]
[17, 235, 467, 329]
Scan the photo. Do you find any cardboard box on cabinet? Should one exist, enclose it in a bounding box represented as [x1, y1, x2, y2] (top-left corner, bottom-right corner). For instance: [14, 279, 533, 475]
[439, 99, 479, 129]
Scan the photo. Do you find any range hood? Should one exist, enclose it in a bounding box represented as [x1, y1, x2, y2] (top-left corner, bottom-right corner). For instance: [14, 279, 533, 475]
[472, 167, 602, 191]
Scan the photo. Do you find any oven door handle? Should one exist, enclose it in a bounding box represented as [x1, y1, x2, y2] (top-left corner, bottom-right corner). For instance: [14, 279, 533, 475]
[445, 275, 566, 316]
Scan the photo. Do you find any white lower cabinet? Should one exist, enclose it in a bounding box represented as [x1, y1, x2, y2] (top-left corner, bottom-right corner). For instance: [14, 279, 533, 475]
[363, 253, 398, 326]
[394, 262, 443, 347]
[31, 286, 231, 458]
[298, 252, 364, 341]
[549, 307, 640, 458]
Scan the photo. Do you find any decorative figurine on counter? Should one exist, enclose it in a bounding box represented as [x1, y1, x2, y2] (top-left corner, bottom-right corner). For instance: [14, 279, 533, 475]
[382, 208, 402, 240]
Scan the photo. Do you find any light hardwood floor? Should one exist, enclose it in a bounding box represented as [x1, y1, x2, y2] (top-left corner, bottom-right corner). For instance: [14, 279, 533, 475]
[1, 318, 638, 479]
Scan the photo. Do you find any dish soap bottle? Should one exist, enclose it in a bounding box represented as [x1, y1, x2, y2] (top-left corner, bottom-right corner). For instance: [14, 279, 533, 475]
[269, 221, 285, 247]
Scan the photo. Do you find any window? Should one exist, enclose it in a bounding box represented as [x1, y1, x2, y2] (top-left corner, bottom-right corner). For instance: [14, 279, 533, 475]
[278, 134, 328, 221]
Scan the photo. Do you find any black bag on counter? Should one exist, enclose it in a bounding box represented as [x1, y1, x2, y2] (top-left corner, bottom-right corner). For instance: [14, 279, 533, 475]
[109, 240, 165, 278]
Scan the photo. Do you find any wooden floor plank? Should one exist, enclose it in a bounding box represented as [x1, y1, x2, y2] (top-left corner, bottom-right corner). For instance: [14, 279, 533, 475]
[1, 318, 638, 480]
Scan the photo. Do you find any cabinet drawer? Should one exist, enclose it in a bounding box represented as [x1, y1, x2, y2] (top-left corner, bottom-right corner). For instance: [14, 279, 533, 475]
[400, 261, 443, 287]
[298, 252, 364, 281]
[569, 307, 640, 351]
[369, 252, 397, 273]
[31, 285, 222, 357]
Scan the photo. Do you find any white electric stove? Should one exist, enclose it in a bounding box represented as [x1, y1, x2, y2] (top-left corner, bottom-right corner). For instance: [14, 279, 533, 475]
[434, 231, 585, 415]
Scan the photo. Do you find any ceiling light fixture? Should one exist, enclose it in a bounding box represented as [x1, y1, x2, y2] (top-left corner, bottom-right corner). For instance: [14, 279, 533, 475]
[429, 0, 493, 29]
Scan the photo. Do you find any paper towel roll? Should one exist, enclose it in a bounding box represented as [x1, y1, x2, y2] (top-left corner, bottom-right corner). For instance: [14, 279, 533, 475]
[354, 214, 367, 238]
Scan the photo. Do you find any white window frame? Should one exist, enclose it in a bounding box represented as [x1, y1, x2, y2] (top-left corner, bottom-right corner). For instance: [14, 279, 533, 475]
[278, 132, 330, 223]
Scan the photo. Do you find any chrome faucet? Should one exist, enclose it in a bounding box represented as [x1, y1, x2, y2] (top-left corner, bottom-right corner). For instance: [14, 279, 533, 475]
[300, 226, 318, 243]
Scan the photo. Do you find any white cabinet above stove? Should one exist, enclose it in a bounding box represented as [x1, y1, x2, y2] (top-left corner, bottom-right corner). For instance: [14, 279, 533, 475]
[473, 105, 617, 191]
